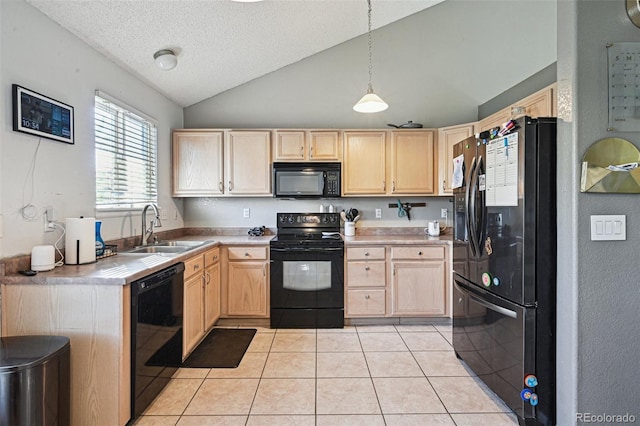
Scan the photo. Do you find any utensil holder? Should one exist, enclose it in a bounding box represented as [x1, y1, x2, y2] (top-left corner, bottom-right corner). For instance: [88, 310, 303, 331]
[344, 222, 355, 237]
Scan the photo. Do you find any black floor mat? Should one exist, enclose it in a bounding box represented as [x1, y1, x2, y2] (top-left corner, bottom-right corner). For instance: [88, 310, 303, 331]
[181, 328, 257, 368]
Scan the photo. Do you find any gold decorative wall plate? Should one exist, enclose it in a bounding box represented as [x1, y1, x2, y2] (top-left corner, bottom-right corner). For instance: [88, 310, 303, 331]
[628, 0, 640, 28]
[580, 137, 640, 193]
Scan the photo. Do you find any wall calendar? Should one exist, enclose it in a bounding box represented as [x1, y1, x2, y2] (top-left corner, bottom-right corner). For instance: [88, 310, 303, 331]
[607, 42, 640, 132]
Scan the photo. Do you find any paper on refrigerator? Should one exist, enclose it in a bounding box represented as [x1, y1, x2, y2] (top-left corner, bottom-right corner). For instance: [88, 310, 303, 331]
[485, 133, 519, 206]
[452, 154, 464, 189]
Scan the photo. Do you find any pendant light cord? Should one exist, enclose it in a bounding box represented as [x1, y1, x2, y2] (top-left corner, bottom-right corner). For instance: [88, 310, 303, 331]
[366, 0, 373, 93]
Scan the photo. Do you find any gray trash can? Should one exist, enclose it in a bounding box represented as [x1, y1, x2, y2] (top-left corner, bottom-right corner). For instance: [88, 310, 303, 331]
[0, 335, 70, 426]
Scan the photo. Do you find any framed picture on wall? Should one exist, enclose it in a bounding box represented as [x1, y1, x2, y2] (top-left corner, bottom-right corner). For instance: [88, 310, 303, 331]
[12, 84, 74, 144]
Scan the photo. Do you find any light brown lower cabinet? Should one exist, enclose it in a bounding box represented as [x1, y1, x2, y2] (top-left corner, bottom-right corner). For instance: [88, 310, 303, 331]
[345, 244, 450, 318]
[183, 247, 221, 357]
[223, 246, 269, 318]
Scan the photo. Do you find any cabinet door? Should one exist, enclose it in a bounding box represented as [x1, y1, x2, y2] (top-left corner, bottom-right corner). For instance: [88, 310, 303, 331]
[309, 131, 341, 161]
[227, 261, 268, 316]
[343, 131, 386, 195]
[390, 131, 435, 195]
[172, 130, 223, 196]
[516, 85, 554, 118]
[204, 262, 221, 330]
[183, 273, 204, 356]
[390, 260, 446, 316]
[226, 131, 272, 195]
[437, 123, 475, 195]
[478, 109, 511, 132]
[274, 131, 305, 161]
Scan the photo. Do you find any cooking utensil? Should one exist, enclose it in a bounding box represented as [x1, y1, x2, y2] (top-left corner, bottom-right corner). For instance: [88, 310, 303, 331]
[387, 120, 423, 129]
[340, 211, 347, 222]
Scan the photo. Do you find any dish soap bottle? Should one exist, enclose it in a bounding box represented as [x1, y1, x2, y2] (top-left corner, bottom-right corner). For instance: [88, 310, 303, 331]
[95, 220, 105, 256]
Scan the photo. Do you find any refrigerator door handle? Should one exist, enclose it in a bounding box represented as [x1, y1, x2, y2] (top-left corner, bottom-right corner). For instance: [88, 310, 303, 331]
[466, 157, 477, 257]
[468, 292, 518, 319]
[468, 157, 480, 257]
[475, 155, 486, 255]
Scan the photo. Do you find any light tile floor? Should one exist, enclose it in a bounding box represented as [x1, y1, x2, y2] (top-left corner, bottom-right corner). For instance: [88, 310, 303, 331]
[133, 324, 518, 426]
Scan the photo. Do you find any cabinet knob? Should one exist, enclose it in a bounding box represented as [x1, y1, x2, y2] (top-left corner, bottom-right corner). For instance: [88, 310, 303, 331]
[244, 252, 250, 257]
[194, 264, 200, 270]
[365, 294, 370, 299]
[418, 251, 423, 256]
[392, 181, 396, 191]
[442, 180, 446, 192]
[364, 252, 370, 256]
[213, 255, 218, 260]
[309, 146, 313, 159]
[229, 180, 233, 191]
[365, 266, 370, 271]
[300, 145, 304, 158]
[382, 181, 386, 191]
[219, 181, 224, 192]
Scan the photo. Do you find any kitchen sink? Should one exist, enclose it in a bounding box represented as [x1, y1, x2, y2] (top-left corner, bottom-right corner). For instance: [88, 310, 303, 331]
[125, 245, 189, 254]
[155, 240, 205, 248]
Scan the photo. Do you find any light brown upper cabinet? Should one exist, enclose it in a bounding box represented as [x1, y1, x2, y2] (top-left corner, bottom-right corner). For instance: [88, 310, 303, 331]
[390, 130, 436, 195]
[172, 130, 224, 196]
[437, 123, 475, 195]
[477, 83, 557, 132]
[273, 130, 341, 161]
[225, 131, 272, 195]
[343, 131, 387, 195]
[343, 130, 437, 196]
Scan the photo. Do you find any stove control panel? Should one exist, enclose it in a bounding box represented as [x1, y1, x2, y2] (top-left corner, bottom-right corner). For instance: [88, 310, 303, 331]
[277, 213, 340, 228]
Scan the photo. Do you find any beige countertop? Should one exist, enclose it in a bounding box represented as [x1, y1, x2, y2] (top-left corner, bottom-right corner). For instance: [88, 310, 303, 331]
[1, 232, 451, 286]
[1, 235, 273, 286]
[343, 234, 451, 245]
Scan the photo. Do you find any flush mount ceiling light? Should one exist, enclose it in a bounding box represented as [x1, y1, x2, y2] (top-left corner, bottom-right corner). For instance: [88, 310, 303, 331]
[153, 49, 177, 71]
[353, 0, 388, 113]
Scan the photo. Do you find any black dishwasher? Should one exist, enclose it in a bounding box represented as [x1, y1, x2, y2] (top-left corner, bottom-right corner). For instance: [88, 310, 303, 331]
[130, 262, 184, 422]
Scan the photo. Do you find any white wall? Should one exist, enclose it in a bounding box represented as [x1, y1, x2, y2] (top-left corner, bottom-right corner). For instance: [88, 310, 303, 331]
[0, 0, 184, 258]
[184, 196, 453, 232]
[557, 1, 640, 423]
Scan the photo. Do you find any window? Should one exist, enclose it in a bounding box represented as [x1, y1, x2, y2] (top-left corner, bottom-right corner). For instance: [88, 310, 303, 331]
[95, 92, 157, 209]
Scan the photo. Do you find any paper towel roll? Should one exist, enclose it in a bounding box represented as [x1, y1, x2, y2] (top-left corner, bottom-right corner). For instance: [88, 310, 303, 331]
[65, 217, 96, 265]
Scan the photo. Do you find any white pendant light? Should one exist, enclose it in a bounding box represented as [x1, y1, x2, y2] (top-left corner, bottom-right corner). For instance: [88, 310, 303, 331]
[153, 49, 177, 71]
[353, 0, 388, 113]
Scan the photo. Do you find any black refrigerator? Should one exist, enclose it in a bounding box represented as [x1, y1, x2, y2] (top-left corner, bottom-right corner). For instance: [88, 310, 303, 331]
[452, 116, 556, 426]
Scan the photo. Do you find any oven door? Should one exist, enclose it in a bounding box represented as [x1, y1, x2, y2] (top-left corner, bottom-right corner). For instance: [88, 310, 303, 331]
[270, 246, 344, 327]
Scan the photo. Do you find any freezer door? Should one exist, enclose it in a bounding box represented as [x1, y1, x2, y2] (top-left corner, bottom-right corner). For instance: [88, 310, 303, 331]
[453, 278, 546, 424]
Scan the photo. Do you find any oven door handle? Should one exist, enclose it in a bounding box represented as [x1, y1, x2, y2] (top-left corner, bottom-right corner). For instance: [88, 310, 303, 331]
[270, 247, 343, 253]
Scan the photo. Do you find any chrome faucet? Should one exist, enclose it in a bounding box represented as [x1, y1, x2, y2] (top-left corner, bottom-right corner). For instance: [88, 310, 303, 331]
[141, 203, 162, 246]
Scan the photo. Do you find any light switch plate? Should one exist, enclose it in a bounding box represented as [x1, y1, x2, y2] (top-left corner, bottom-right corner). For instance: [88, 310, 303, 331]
[375, 208, 382, 219]
[590, 215, 626, 241]
[243, 208, 250, 218]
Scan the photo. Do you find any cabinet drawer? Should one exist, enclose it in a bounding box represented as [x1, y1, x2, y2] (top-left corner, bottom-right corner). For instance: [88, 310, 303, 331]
[228, 246, 268, 260]
[346, 247, 385, 260]
[347, 289, 386, 316]
[347, 261, 386, 287]
[184, 255, 205, 279]
[204, 247, 220, 266]
[391, 246, 445, 260]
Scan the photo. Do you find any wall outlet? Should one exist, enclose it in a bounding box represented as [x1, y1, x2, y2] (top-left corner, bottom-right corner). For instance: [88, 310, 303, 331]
[375, 208, 382, 219]
[243, 208, 250, 218]
[441, 208, 448, 219]
[44, 206, 55, 232]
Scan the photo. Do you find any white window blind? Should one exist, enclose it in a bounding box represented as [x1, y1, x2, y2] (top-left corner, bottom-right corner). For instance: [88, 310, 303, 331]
[95, 93, 157, 209]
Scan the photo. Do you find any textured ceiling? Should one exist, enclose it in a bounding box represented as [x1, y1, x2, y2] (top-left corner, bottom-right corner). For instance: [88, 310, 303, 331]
[26, 0, 443, 107]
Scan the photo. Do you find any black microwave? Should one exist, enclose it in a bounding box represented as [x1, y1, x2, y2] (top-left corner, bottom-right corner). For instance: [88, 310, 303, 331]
[273, 162, 341, 198]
